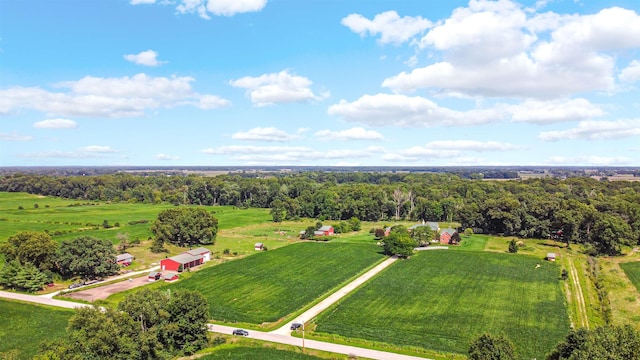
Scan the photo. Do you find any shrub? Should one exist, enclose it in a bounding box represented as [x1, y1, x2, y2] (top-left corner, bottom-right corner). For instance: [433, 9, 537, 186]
[508, 239, 518, 253]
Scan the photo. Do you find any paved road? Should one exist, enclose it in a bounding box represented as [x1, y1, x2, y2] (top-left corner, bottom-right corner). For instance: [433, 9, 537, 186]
[210, 324, 431, 360]
[271, 256, 398, 335]
[0, 290, 95, 309]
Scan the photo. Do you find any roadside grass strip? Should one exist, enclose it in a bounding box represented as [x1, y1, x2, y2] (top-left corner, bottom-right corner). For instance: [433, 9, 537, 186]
[200, 346, 325, 359]
[313, 250, 570, 360]
[0, 299, 74, 360]
[620, 261, 640, 293]
[168, 242, 385, 325]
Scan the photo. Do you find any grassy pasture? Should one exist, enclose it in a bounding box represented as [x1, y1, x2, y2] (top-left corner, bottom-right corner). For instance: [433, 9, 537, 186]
[0, 299, 74, 360]
[168, 242, 385, 326]
[620, 261, 640, 293]
[313, 250, 569, 359]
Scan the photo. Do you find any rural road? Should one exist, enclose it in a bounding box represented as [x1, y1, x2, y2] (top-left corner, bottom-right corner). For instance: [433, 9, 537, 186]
[0, 290, 95, 310]
[271, 256, 398, 335]
[209, 323, 431, 360]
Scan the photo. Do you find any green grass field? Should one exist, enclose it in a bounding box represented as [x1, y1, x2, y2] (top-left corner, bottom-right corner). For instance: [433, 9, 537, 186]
[620, 261, 640, 293]
[168, 242, 386, 325]
[313, 250, 570, 359]
[0, 299, 74, 360]
[200, 346, 328, 359]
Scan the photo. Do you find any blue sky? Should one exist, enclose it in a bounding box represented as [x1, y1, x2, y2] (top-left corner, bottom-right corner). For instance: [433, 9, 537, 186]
[1, 0, 639, 167]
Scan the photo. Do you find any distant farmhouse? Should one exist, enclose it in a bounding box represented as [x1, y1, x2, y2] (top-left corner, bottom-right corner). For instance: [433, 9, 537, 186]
[439, 228, 458, 245]
[116, 253, 134, 265]
[314, 225, 334, 237]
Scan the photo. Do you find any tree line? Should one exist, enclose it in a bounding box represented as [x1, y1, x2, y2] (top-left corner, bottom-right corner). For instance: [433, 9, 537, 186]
[1, 172, 639, 255]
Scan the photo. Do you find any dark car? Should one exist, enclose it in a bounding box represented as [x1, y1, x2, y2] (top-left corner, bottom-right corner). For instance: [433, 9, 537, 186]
[232, 329, 249, 336]
[68, 282, 84, 289]
[290, 322, 303, 330]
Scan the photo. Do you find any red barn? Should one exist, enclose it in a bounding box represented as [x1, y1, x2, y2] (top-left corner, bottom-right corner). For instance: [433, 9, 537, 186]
[439, 228, 456, 245]
[160, 247, 211, 272]
[314, 225, 334, 236]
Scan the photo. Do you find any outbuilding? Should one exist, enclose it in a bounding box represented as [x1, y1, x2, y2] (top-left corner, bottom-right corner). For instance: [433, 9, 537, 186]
[116, 253, 134, 265]
[160, 247, 211, 272]
[314, 225, 334, 236]
[254, 242, 265, 250]
[547, 252, 557, 261]
[163, 273, 179, 282]
[439, 228, 457, 245]
[148, 271, 162, 282]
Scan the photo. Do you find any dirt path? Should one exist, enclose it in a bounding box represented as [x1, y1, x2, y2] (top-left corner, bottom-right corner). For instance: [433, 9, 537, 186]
[568, 257, 589, 329]
[271, 256, 398, 335]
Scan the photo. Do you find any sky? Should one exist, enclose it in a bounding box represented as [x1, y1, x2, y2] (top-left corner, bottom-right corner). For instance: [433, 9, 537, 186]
[1, 0, 640, 167]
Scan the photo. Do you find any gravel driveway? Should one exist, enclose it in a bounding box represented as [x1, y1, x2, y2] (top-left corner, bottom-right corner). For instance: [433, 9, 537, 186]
[64, 276, 153, 302]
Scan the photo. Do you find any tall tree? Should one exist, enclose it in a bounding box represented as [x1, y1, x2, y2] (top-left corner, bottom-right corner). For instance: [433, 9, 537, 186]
[57, 236, 119, 280]
[150, 207, 218, 250]
[0, 231, 57, 271]
[546, 325, 640, 360]
[383, 226, 417, 257]
[468, 333, 516, 360]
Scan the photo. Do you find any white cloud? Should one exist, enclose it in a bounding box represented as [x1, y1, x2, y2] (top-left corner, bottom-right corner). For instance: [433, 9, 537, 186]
[156, 153, 179, 160]
[206, 0, 267, 16]
[327, 93, 503, 127]
[130, 0, 155, 4]
[230, 70, 328, 106]
[0, 132, 33, 141]
[80, 145, 117, 153]
[232, 127, 302, 142]
[124, 50, 166, 67]
[173, 0, 266, 18]
[33, 118, 78, 129]
[547, 155, 632, 166]
[539, 119, 640, 141]
[342, 11, 432, 45]
[383, 3, 640, 98]
[505, 98, 605, 124]
[619, 60, 640, 83]
[423, 140, 520, 152]
[201, 145, 378, 163]
[0, 73, 229, 118]
[314, 127, 383, 141]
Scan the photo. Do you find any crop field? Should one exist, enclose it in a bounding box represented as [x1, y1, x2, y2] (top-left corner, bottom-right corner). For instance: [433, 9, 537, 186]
[200, 346, 327, 359]
[168, 242, 385, 325]
[313, 250, 569, 359]
[620, 261, 640, 293]
[0, 299, 74, 360]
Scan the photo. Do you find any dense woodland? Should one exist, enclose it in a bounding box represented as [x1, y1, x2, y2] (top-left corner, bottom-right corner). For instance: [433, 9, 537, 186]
[1, 172, 639, 255]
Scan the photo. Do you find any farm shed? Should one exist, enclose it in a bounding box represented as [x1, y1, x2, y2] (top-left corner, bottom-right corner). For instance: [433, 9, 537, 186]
[439, 228, 457, 245]
[254, 242, 265, 250]
[148, 271, 162, 282]
[314, 225, 334, 236]
[160, 247, 211, 272]
[163, 273, 179, 282]
[116, 253, 134, 265]
[546, 253, 557, 261]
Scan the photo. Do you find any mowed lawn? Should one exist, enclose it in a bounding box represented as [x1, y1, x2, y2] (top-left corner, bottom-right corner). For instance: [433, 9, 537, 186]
[169, 242, 385, 325]
[0, 299, 74, 360]
[200, 347, 327, 359]
[314, 250, 569, 359]
[620, 261, 640, 293]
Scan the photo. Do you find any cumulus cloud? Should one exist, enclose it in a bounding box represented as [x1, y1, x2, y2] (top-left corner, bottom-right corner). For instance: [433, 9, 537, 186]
[619, 60, 640, 83]
[327, 93, 503, 127]
[124, 50, 166, 67]
[0, 73, 229, 118]
[547, 155, 632, 166]
[201, 145, 379, 163]
[314, 127, 383, 141]
[156, 153, 179, 160]
[33, 118, 78, 129]
[0, 132, 34, 141]
[80, 145, 118, 153]
[130, 0, 155, 4]
[230, 70, 329, 106]
[342, 11, 432, 45]
[539, 119, 640, 141]
[172, 0, 267, 18]
[383, 2, 640, 98]
[382, 139, 519, 162]
[505, 98, 605, 124]
[231, 127, 302, 142]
